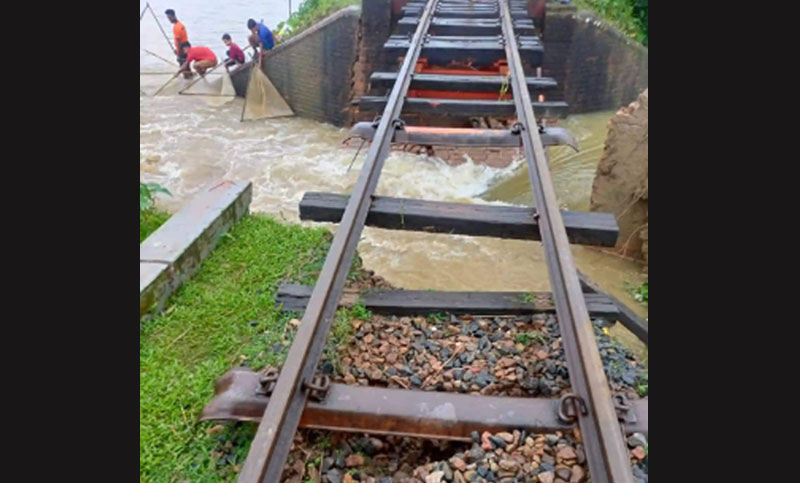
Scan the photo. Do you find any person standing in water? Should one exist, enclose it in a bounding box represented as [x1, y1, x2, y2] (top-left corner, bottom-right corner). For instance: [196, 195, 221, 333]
[247, 19, 275, 61]
[221, 33, 245, 69]
[165, 9, 189, 66]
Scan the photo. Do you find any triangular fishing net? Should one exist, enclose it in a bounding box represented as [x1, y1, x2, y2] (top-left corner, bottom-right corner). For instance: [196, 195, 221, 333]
[179, 71, 237, 106]
[140, 2, 180, 96]
[242, 66, 293, 120]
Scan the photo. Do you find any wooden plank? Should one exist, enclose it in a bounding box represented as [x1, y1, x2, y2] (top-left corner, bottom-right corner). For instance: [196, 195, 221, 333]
[578, 270, 648, 345]
[384, 35, 543, 68]
[299, 192, 616, 246]
[369, 71, 557, 93]
[359, 96, 569, 118]
[403, 6, 529, 19]
[276, 284, 620, 318]
[398, 16, 536, 36]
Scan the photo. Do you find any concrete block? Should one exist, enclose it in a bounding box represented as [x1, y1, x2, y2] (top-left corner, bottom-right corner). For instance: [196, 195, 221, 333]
[140, 180, 252, 319]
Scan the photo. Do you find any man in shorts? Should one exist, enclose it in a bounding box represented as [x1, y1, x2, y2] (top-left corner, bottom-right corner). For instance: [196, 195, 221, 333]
[177, 42, 218, 78]
[165, 9, 189, 66]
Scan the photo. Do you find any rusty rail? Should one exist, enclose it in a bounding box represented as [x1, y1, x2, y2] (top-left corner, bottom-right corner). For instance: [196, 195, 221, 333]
[498, 1, 633, 481]
[236, 0, 442, 481]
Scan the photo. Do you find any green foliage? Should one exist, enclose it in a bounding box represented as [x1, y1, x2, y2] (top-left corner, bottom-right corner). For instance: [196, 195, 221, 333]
[275, 0, 359, 41]
[140, 181, 170, 214]
[625, 280, 648, 305]
[427, 312, 447, 324]
[324, 304, 360, 373]
[350, 301, 372, 320]
[140, 181, 172, 243]
[633, 281, 648, 304]
[140, 214, 331, 481]
[519, 292, 535, 304]
[624, 280, 648, 306]
[515, 330, 546, 346]
[636, 372, 648, 397]
[575, 0, 648, 46]
[498, 74, 510, 100]
[316, 435, 332, 450]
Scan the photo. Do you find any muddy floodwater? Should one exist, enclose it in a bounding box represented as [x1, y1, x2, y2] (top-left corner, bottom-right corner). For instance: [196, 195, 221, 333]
[140, 93, 647, 354]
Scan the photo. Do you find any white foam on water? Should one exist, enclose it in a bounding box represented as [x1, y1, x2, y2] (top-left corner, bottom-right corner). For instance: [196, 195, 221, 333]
[140, 95, 646, 307]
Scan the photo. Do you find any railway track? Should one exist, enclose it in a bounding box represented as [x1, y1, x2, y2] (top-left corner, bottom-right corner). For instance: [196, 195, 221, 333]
[203, 1, 647, 481]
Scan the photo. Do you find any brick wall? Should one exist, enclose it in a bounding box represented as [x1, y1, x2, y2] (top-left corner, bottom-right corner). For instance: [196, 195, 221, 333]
[260, 6, 362, 127]
[359, 0, 394, 83]
[543, 4, 648, 113]
[230, 1, 647, 126]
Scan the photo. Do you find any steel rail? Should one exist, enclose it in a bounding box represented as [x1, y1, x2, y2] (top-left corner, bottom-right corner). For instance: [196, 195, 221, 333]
[236, 0, 441, 481]
[498, 0, 634, 482]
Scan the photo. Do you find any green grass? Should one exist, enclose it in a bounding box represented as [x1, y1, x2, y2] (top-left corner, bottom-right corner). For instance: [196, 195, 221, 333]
[140, 209, 170, 243]
[574, 0, 648, 46]
[515, 330, 546, 347]
[427, 312, 447, 324]
[276, 0, 359, 40]
[140, 214, 333, 482]
[625, 280, 648, 306]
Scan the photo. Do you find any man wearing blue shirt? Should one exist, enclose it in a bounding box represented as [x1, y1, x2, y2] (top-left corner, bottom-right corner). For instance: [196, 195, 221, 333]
[247, 18, 274, 60]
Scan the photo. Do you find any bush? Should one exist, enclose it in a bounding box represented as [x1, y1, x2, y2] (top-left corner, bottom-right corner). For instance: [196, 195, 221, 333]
[275, 0, 358, 40]
[140, 182, 170, 215]
[140, 182, 171, 242]
[577, 0, 648, 46]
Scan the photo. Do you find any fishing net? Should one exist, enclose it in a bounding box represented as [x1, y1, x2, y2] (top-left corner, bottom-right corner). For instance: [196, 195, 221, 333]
[242, 65, 293, 120]
[178, 71, 237, 106]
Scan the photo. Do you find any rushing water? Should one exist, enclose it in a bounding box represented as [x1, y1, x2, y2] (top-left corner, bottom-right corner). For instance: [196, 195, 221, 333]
[140, 1, 647, 353]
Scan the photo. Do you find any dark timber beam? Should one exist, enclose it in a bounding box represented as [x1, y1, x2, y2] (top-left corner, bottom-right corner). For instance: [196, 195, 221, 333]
[275, 283, 620, 319]
[299, 192, 618, 246]
[369, 72, 557, 93]
[384, 35, 543, 68]
[403, 6, 530, 19]
[202, 368, 649, 439]
[578, 270, 649, 345]
[398, 17, 536, 36]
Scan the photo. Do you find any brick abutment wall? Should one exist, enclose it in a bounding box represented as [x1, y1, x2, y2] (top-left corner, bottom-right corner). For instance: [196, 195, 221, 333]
[242, 1, 647, 126]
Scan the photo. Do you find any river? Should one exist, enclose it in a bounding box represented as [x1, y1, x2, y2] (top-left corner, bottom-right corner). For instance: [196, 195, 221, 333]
[140, 1, 648, 355]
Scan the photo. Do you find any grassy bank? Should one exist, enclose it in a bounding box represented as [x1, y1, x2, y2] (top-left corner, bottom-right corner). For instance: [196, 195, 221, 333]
[276, 0, 359, 40]
[140, 214, 335, 481]
[140, 209, 170, 243]
[574, 0, 648, 46]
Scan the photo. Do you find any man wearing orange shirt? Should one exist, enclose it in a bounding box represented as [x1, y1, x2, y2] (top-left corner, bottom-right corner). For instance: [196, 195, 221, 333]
[177, 42, 218, 78]
[165, 9, 188, 66]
